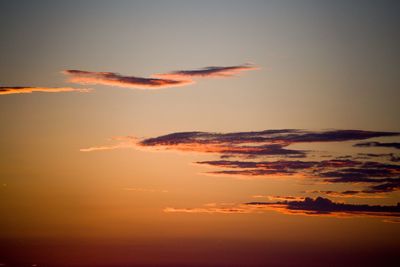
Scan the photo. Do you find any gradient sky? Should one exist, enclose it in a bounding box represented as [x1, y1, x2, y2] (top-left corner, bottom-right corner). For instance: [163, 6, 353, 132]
[1, 1, 400, 267]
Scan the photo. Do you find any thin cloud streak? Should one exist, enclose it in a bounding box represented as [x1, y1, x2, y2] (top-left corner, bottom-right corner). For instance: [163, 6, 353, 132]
[306, 190, 388, 199]
[0, 86, 92, 95]
[63, 64, 258, 90]
[165, 197, 400, 222]
[155, 64, 259, 80]
[354, 141, 400, 150]
[246, 197, 400, 217]
[63, 70, 193, 89]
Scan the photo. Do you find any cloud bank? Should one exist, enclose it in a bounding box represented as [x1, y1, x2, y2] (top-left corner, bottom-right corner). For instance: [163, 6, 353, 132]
[82, 129, 400, 202]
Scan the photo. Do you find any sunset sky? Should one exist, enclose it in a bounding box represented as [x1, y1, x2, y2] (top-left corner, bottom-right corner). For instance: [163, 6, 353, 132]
[1, 1, 399, 266]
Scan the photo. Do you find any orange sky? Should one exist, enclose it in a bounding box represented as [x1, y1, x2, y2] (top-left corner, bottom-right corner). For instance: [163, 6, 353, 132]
[1, 1, 399, 266]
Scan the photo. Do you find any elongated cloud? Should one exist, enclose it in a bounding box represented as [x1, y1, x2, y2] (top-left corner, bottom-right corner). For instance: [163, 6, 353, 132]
[197, 159, 400, 193]
[164, 206, 250, 214]
[154, 64, 259, 80]
[306, 190, 388, 199]
[165, 197, 400, 221]
[63, 70, 193, 89]
[355, 141, 400, 150]
[0, 86, 91, 95]
[246, 197, 400, 217]
[63, 64, 258, 90]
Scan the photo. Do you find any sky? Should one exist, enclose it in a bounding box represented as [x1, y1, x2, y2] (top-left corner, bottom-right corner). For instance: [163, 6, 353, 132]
[0, 1, 399, 266]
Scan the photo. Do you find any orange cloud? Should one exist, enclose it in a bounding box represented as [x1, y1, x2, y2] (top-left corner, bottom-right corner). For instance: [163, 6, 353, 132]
[164, 197, 400, 222]
[63, 70, 193, 89]
[63, 64, 258, 90]
[0, 86, 92, 95]
[306, 190, 388, 199]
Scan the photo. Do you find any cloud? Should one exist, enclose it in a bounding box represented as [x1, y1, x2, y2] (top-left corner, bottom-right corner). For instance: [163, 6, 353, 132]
[154, 64, 259, 79]
[83, 129, 397, 155]
[164, 197, 400, 221]
[164, 206, 250, 214]
[356, 153, 400, 162]
[306, 190, 388, 199]
[138, 129, 398, 148]
[365, 179, 400, 193]
[383, 218, 400, 223]
[0, 86, 92, 95]
[63, 64, 258, 90]
[134, 129, 398, 160]
[246, 197, 400, 218]
[252, 195, 306, 201]
[196, 159, 400, 185]
[354, 141, 400, 150]
[81, 129, 400, 199]
[63, 70, 193, 89]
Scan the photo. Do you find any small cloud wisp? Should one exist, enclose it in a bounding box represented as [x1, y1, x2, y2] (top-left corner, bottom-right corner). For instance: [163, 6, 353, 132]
[0, 86, 92, 95]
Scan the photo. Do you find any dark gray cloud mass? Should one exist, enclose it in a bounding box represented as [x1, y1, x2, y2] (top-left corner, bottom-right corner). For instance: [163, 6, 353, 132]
[246, 197, 400, 216]
[354, 141, 400, 150]
[155, 64, 259, 78]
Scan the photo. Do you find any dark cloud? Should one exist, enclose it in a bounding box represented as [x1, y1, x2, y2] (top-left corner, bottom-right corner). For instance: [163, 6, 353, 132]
[155, 64, 259, 79]
[82, 129, 400, 198]
[197, 160, 317, 170]
[282, 130, 398, 143]
[357, 153, 400, 162]
[139, 129, 399, 147]
[320, 162, 400, 183]
[354, 141, 400, 150]
[365, 179, 400, 193]
[197, 158, 400, 193]
[0, 86, 91, 95]
[246, 197, 400, 216]
[136, 129, 399, 159]
[196, 159, 317, 177]
[165, 197, 400, 221]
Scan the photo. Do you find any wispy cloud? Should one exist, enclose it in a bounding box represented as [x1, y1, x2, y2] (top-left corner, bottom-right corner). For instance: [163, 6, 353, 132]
[63, 70, 193, 89]
[63, 64, 258, 90]
[354, 141, 400, 150]
[251, 195, 306, 201]
[0, 86, 92, 95]
[306, 190, 388, 199]
[164, 206, 250, 214]
[154, 64, 259, 79]
[165, 197, 400, 222]
[246, 197, 400, 218]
